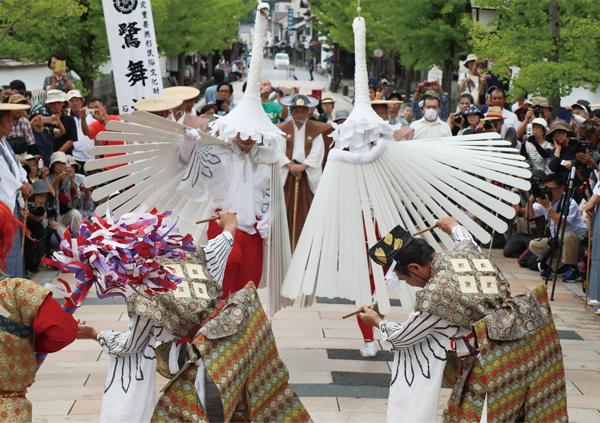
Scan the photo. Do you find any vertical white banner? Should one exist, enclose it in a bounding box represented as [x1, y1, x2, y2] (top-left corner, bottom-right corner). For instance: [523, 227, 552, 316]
[102, 0, 163, 114]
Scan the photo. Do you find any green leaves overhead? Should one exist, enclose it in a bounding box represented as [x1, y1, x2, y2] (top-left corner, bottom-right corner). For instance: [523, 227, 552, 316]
[152, 0, 255, 57]
[467, 0, 600, 98]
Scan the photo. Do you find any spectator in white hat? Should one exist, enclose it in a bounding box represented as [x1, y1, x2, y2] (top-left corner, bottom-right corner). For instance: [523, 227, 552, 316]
[46, 89, 78, 155]
[66, 89, 94, 171]
[46, 151, 83, 234]
[459, 54, 481, 95]
[521, 117, 553, 173]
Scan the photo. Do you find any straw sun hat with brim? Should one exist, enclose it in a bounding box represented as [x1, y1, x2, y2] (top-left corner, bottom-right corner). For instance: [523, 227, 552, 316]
[134, 95, 183, 112]
[321, 93, 336, 104]
[163, 86, 200, 101]
[482, 106, 505, 121]
[0, 103, 29, 112]
[545, 120, 575, 142]
[21, 153, 42, 162]
[8, 94, 28, 104]
[49, 151, 67, 169]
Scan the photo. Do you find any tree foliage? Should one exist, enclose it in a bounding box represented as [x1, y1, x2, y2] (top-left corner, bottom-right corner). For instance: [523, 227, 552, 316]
[0, 0, 85, 44]
[152, 0, 255, 57]
[468, 0, 600, 99]
[0, 0, 109, 95]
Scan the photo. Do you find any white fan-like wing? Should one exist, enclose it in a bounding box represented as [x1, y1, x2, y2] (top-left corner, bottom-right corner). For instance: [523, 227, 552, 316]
[281, 133, 531, 313]
[83, 113, 221, 243]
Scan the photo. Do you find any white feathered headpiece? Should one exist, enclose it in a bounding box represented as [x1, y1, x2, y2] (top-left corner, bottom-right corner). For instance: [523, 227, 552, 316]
[330, 16, 393, 150]
[209, 2, 285, 146]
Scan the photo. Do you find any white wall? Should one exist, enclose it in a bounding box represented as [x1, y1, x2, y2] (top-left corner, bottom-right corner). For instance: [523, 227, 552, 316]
[0, 65, 50, 91]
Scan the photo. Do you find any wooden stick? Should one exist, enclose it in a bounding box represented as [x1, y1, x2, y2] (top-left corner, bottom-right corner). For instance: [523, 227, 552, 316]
[291, 178, 300, 253]
[413, 224, 437, 236]
[21, 199, 28, 255]
[342, 309, 363, 319]
[195, 212, 237, 225]
[585, 218, 592, 309]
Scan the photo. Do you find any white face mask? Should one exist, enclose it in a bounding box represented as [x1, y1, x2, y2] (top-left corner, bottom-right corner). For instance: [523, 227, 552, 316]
[424, 108, 438, 121]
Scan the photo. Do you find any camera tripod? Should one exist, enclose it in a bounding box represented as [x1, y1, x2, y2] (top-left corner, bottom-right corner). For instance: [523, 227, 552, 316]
[539, 164, 579, 301]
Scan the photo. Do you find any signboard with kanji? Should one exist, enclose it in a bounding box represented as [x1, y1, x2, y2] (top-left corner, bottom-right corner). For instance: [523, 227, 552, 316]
[287, 8, 293, 38]
[102, 0, 163, 114]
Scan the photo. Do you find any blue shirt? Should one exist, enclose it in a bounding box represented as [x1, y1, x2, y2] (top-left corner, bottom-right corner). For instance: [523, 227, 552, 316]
[410, 95, 450, 121]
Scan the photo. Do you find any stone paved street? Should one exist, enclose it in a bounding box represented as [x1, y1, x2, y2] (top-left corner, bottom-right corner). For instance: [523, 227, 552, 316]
[29, 248, 600, 422]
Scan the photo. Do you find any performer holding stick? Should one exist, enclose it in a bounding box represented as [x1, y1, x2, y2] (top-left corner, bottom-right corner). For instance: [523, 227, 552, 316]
[358, 216, 568, 423]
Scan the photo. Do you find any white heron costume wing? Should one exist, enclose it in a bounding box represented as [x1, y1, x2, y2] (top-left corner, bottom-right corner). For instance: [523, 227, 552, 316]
[280, 16, 530, 315]
[84, 2, 292, 316]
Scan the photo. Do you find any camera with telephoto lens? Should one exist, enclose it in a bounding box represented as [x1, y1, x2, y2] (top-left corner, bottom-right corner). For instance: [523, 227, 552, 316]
[27, 204, 45, 217]
[536, 238, 555, 266]
[532, 105, 544, 118]
[531, 185, 552, 200]
[483, 120, 496, 131]
[568, 137, 593, 155]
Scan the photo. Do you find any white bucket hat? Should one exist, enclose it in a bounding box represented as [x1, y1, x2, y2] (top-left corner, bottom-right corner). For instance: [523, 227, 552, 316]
[46, 89, 67, 104]
[49, 151, 67, 169]
[67, 89, 84, 101]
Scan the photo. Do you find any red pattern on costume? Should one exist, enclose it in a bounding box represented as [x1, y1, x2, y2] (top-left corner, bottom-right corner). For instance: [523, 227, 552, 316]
[33, 296, 78, 354]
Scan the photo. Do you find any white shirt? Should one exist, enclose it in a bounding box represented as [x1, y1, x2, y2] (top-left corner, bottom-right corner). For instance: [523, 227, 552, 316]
[177, 141, 278, 236]
[458, 71, 479, 95]
[533, 196, 588, 237]
[502, 108, 521, 129]
[0, 137, 27, 210]
[410, 117, 453, 140]
[97, 233, 233, 423]
[71, 112, 95, 162]
[278, 121, 325, 193]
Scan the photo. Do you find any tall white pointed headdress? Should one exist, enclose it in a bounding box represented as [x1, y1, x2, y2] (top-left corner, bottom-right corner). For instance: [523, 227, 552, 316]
[209, 2, 285, 145]
[330, 8, 393, 150]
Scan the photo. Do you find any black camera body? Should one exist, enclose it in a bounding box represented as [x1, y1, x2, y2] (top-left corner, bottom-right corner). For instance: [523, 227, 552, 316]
[483, 120, 496, 131]
[28, 205, 45, 217]
[568, 137, 593, 155]
[455, 113, 463, 125]
[532, 105, 544, 118]
[531, 185, 552, 200]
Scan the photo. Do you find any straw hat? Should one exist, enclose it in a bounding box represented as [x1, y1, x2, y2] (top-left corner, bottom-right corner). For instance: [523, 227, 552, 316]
[371, 99, 401, 105]
[8, 94, 28, 104]
[321, 93, 336, 104]
[482, 106, 505, 121]
[0, 103, 29, 111]
[545, 120, 575, 142]
[133, 95, 183, 112]
[163, 86, 200, 101]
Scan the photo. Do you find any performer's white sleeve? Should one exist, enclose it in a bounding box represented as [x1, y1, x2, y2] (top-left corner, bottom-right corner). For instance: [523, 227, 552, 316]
[451, 225, 477, 249]
[178, 129, 198, 165]
[278, 136, 291, 167]
[303, 134, 324, 169]
[97, 314, 164, 357]
[379, 312, 460, 352]
[203, 232, 234, 285]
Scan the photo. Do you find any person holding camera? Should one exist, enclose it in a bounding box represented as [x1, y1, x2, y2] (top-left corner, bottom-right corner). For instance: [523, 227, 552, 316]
[410, 80, 450, 121]
[66, 90, 94, 171]
[24, 180, 58, 275]
[28, 104, 65, 167]
[546, 120, 594, 191]
[516, 97, 552, 139]
[46, 151, 83, 235]
[447, 93, 474, 135]
[481, 106, 519, 148]
[526, 173, 588, 282]
[215, 82, 236, 116]
[521, 118, 553, 173]
[259, 79, 290, 123]
[457, 104, 484, 136]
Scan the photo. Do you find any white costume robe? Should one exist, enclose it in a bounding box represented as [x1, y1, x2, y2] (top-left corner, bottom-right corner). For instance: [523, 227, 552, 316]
[277, 121, 325, 194]
[177, 140, 277, 237]
[96, 233, 233, 423]
[0, 136, 27, 211]
[379, 226, 475, 423]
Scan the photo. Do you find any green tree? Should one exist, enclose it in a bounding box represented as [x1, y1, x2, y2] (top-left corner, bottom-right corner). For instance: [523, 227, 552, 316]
[0, 0, 85, 44]
[309, 0, 470, 98]
[0, 0, 108, 96]
[153, 0, 254, 84]
[468, 0, 600, 110]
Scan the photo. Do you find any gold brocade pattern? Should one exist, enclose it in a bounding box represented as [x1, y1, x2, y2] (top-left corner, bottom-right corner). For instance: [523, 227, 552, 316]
[127, 247, 223, 338]
[0, 276, 49, 422]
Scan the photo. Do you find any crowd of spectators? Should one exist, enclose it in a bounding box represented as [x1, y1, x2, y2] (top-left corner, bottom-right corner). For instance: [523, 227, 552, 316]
[0, 75, 107, 278]
[371, 55, 600, 313]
